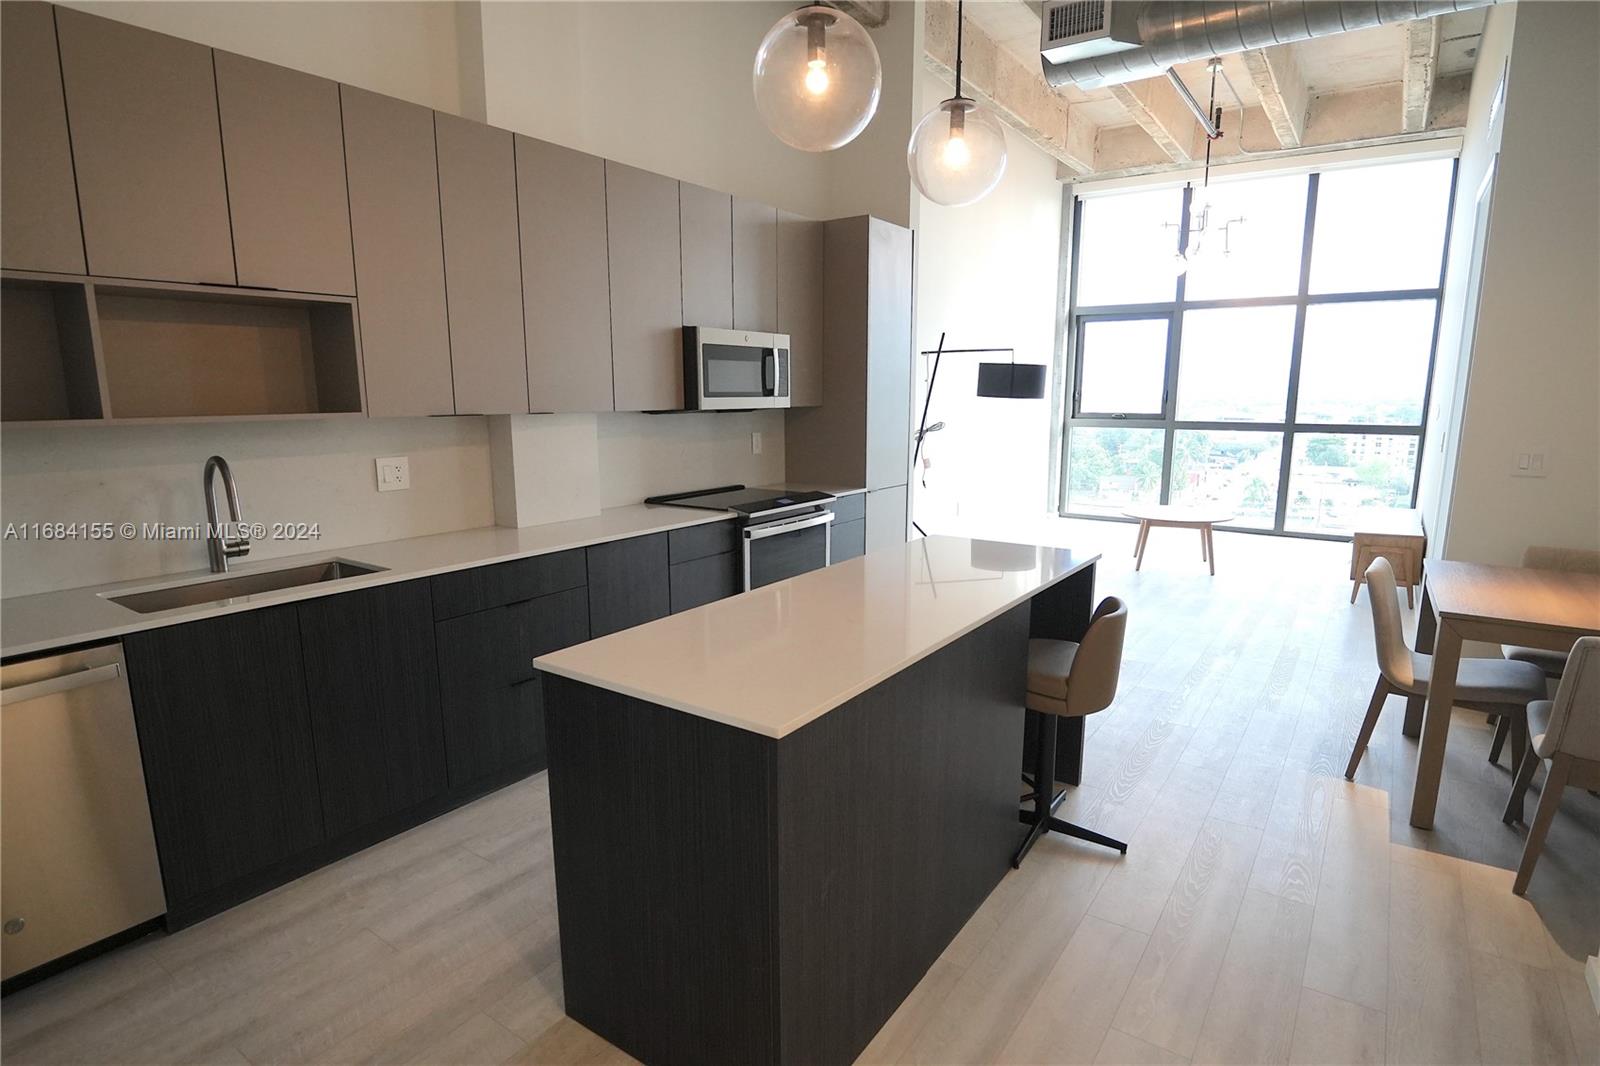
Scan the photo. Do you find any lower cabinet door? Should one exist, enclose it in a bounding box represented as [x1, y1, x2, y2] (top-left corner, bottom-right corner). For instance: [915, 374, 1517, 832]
[832, 518, 866, 562]
[123, 605, 324, 911]
[669, 551, 741, 612]
[587, 533, 670, 638]
[297, 580, 446, 838]
[435, 586, 589, 788]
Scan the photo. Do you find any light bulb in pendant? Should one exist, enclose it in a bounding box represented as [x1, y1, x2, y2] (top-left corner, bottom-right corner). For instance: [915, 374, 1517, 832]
[942, 107, 970, 168]
[753, 4, 881, 152]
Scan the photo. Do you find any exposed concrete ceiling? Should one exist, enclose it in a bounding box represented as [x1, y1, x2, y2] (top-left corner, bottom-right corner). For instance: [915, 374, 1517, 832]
[928, 0, 1488, 179]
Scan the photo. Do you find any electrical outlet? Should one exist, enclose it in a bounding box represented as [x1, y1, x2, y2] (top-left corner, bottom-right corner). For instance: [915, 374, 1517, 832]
[375, 456, 410, 492]
[751, 432, 763, 456]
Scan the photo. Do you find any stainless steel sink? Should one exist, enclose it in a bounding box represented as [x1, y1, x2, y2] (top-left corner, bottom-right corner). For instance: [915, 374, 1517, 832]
[108, 560, 386, 614]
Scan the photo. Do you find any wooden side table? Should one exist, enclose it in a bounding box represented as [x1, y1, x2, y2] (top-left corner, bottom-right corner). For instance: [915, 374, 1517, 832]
[1123, 507, 1235, 576]
[1349, 509, 1426, 607]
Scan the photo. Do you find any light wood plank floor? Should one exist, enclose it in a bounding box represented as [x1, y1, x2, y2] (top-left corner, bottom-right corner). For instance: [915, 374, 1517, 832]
[5, 522, 1597, 1065]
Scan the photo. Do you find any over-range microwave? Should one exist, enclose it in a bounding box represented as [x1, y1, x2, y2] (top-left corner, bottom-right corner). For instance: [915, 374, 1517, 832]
[682, 327, 791, 410]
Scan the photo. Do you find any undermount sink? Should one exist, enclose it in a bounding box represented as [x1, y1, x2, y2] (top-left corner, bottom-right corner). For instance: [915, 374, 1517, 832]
[107, 560, 387, 614]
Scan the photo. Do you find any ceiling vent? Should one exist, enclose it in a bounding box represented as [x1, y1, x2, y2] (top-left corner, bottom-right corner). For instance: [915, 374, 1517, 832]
[1039, 1, 1142, 65]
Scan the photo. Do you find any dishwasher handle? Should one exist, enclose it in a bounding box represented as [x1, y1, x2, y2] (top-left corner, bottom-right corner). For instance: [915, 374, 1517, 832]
[0, 663, 123, 706]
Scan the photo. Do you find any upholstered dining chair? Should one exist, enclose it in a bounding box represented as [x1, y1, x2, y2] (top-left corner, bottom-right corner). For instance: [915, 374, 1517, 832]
[1345, 557, 1546, 781]
[1501, 637, 1600, 894]
[1013, 596, 1128, 867]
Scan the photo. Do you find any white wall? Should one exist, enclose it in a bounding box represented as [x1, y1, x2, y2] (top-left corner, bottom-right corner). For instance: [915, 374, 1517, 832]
[909, 66, 1062, 530]
[1420, 1, 1600, 563]
[0, 419, 493, 598]
[3, 1, 916, 595]
[63, 1, 468, 113]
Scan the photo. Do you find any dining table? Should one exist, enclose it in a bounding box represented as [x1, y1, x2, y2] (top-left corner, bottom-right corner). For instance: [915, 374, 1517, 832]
[1407, 560, 1600, 828]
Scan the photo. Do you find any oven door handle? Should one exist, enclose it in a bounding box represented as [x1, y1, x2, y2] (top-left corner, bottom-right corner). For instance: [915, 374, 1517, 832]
[743, 510, 835, 541]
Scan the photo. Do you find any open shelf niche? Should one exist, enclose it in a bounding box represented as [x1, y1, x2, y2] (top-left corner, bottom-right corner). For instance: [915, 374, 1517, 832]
[1, 272, 364, 424]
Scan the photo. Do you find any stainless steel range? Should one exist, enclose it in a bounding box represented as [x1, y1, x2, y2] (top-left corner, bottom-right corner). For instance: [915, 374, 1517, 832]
[646, 485, 836, 591]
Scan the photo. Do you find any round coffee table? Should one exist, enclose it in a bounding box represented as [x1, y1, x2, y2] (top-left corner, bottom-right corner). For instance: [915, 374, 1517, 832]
[1123, 506, 1235, 576]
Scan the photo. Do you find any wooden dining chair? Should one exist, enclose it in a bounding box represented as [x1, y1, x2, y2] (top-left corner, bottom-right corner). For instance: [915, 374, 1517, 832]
[1345, 557, 1546, 781]
[1501, 637, 1600, 894]
[1013, 596, 1128, 867]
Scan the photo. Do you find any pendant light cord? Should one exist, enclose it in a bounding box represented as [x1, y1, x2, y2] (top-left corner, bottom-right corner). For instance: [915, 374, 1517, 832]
[954, 0, 965, 99]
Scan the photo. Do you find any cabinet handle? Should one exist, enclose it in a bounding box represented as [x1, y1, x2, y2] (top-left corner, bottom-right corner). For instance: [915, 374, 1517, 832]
[1, 663, 122, 705]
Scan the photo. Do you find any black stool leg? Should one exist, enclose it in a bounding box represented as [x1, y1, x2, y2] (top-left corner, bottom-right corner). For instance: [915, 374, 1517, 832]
[1014, 714, 1129, 866]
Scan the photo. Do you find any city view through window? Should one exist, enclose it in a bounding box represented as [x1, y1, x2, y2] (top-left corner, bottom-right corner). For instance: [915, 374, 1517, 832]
[1061, 157, 1455, 535]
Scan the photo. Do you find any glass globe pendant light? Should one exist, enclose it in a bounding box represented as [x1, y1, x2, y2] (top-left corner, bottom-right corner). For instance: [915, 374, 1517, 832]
[907, 0, 1007, 206]
[753, 4, 882, 152]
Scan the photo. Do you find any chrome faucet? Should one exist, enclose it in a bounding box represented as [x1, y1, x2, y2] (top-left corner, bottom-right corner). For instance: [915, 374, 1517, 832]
[203, 455, 251, 573]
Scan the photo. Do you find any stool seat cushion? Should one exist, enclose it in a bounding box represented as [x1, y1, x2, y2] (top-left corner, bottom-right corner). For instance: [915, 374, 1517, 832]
[1502, 645, 1569, 679]
[1027, 639, 1078, 701]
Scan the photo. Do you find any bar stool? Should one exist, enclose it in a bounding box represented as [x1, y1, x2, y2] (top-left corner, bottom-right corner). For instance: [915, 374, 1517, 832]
[1013, 596, 1129, 867]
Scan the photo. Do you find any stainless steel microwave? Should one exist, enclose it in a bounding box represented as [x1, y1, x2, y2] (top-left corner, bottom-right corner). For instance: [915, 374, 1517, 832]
[683, 327, 791, 410]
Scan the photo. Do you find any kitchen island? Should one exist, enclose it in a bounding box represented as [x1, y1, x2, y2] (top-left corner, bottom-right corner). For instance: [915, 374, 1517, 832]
[534, 535, 1099, 1065]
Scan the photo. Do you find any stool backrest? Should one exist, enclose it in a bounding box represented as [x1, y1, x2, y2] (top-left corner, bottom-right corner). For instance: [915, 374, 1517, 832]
[1540, 636, 1600, 761]
[1522, 545, 1600, 575]
[1364, 557, 1415, 689]
[1070, 596, 1128, 718]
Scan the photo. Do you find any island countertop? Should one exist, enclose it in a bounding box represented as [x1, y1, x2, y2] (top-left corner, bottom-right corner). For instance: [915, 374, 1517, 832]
[534, 535, 1099, 739]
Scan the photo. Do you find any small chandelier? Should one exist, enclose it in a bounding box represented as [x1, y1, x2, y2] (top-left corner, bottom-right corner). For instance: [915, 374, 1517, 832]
[1165, 60, 1245, 275]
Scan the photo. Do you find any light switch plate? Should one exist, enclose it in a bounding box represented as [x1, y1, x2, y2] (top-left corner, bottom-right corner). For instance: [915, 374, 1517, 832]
[376, 456, 410, 492]
[751, 432, 763, 455]
[1511, 448, 1549, 478]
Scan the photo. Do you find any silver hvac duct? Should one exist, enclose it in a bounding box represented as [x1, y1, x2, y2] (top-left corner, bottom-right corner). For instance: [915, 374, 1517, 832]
[1042, 0, 1500, 90]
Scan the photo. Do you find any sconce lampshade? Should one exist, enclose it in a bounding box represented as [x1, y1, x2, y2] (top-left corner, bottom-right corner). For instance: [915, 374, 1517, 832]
[976, 362, 1047, 399]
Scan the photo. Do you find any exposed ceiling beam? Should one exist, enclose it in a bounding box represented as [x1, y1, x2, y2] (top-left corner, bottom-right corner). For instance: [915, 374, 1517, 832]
[1241, 45, 1308, 148]
[923, 0, 1097, 174]
[1402, 18, 1441, 133]
[1089, 78, 1468, 180]
[1107, 77, 1198, 162]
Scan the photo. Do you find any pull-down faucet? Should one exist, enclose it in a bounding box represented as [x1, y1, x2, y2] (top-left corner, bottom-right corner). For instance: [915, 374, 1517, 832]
[203, 455, 251, 573]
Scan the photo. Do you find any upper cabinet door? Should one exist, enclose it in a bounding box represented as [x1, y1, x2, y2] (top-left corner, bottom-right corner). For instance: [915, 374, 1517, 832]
[865, 219, 915, 492]
[56, 8, 234, 284]
[679, 183, 732, 330]
[436, 113, 527, 415]
[341, 85, 454, 417]
[214, 52, 354, 296]
[778, 211, 825, 407]
[605, 162, 684, 412]
[517, 136, 614, 413]
[733, 198, 778, 333]
[1, 3, 84, 274]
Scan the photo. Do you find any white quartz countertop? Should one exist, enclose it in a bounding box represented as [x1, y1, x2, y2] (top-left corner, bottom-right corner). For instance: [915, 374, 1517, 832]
[0, 504, 733, 660]
[535, 535, 1099, 739]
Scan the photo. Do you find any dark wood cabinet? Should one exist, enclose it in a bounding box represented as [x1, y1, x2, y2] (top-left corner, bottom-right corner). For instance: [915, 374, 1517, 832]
[832, 519, 866, 563]
[1, 2, 85, 274]
[670, 552, 742, 613]
[296, 579, 446, 838]
[587, 533, 671, 638]
[123, 606, 324, 915]
[55, 7, 235, 285]
[436, 586, 589, 788]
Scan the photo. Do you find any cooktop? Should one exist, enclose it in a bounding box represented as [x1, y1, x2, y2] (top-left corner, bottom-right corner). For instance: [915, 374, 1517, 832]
[646, 485, 836, 519]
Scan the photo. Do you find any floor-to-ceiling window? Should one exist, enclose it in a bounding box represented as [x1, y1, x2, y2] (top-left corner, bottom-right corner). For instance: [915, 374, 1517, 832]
[1059, 156, 1457, 537]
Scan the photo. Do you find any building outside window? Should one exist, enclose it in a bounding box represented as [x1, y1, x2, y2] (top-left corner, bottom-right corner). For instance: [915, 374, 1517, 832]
[1059, 156, 1457, 537]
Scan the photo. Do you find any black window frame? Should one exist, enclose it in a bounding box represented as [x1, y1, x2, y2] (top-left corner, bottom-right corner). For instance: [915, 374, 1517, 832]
[1057, 161, 1460, 540]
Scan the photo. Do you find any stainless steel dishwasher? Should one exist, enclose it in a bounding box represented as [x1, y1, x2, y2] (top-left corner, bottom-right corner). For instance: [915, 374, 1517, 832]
[1, 643, 166, 981]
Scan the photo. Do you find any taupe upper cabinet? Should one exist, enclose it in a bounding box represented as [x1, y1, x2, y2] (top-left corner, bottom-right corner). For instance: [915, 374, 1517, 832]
[55, 8, 234, 285]
[1, 3, 85, 274]
[606, 162, 684, 412]
[516, 136, 614, 413]
[679, 183, 732, 330]
[214, 52, 355, 296]
[733, 198, 778, 333]
[436, 113, 528, 415]
[777, 211, 825, 408]
[341, 86, 454, 417]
